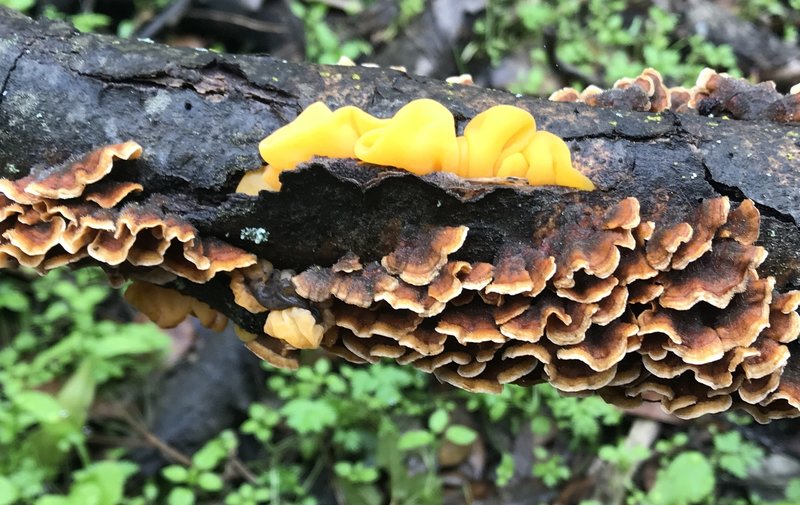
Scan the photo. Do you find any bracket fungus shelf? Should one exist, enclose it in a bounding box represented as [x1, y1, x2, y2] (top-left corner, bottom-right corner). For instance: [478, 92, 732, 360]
[0, 141, 256, 324]
[550, 67, 800, 121]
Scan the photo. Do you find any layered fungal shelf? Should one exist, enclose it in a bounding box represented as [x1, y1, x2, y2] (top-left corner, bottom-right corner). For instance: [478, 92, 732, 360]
[550, 67, 800, 120]
[250, 195, 799, 422]
[0, 141, 255, 329]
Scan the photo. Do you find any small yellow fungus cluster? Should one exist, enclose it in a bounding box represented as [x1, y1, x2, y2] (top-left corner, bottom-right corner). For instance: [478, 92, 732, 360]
[237, 99, 594, 194]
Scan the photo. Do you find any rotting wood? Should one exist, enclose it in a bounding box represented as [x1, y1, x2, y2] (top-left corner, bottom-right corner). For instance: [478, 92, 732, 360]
[1, 9, 799, 420]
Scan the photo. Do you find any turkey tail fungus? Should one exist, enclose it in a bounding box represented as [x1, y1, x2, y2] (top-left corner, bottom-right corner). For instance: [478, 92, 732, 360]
[0, 141, 256, 327]
[550, 67, 800, 121]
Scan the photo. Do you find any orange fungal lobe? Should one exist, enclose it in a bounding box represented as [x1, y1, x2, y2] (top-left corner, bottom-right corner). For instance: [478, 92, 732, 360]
[247, 99, 595, 192]
[355, 99, 460, 174]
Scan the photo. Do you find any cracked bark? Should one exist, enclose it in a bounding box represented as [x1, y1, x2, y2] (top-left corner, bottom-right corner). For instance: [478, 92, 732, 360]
[0, 8, 799, 335]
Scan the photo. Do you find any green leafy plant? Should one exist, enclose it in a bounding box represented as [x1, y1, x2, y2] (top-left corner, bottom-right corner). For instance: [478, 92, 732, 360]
[41, 5, 112, 33]
[376, 419, 441, 505]
[334, 461, 379, 484]
[653, 432, 689, 455]
[645, 451, 715, 505]
[289, 1, 372, 64]
[162, 431, 236, 505]
[223, 483, 272, 505]
[599, 442, 651, 472]
[541, 386, 622, 444]
[711, 430, 764, 479]
[0, 268, 168, 503]
[465, 383, 621, 447]
[241, 358, 445, 504]
[734, 0, 800, 43]
[495, 452, 515, 487]
[785, 479, 800, 503]
[374, 0, 426, 41]
[465, 0, 740, 95]
[532, 446, 571, 488]
[0, 0, 34, 11]
[240, 403, 281, 444]
[34, 461, 137, 505]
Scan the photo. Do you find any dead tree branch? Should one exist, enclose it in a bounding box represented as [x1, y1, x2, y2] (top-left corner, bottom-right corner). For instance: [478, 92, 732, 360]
[1, 9, 799, 420]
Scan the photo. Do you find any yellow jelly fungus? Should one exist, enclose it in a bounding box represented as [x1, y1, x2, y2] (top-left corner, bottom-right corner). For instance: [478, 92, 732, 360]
[537, 131, 595, 190]
[496, 152, 529, 179]
[236, 166, 268, 195]
[124, 281, 226, 331]
[354, 99, 459, 174]
[523, 131, 558, 186]
[248, 98, 595, 192]
[460, 104, 537, 178]
[263, 307, 325, 349]
[258, 102, 388, 171]
[262, 165, 283, 191]
[258, 102, 331, 170]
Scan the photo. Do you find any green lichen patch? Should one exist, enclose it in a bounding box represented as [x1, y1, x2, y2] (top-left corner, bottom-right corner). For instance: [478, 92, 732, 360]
[240, 227, 269, 244]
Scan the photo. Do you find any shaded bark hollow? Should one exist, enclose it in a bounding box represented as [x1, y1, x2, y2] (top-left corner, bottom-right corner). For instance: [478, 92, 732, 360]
[1, 9, 799, 421]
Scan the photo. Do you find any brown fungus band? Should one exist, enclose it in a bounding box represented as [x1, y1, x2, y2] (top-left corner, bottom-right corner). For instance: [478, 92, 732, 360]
[267, 196, 800, 422]
[550, 67, 800, 121]
[0, 141, 256, 332]
[2, 140, 800, 423]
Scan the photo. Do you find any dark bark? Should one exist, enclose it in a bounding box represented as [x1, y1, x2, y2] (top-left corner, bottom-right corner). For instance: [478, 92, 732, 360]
[0, 7, 799, 327]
